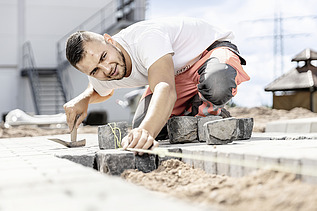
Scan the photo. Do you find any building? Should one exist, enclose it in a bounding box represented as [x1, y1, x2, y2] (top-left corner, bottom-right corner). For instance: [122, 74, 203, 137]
[0, 0, 146, 123]
[265, 48, 317, 112]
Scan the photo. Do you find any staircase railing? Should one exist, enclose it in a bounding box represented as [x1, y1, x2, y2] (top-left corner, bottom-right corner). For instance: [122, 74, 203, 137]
[22, 41, 41, 114]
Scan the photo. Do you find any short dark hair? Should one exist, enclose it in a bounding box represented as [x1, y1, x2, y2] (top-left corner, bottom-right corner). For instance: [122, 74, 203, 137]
[65, 31, 91, 68]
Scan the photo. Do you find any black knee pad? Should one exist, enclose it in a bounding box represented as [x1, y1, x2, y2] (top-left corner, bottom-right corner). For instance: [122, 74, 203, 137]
[198, 58, 237, 106]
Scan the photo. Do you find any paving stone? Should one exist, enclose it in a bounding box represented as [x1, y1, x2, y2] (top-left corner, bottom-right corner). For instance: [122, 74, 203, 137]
[96, 150, 135, 176]
[197, 116, 222, 142]
[181, 148, 195, 168]
[203, 149, 217, 175]
[243, 154, 260, 176]
[192, 150, 205, 170]
[157, 147, 182, 166]
[98, 122, 128, 149]
[55, 154, 96, 169]
[280, 157, 302, 180]
[167, 116, 197, 144]
[229, 153, 244, 177]
[237, 118, 254, 140]
[204, 118, 238, 145]
[135, 153, 156, 173]
[216, 152, 230, 176]
[301, 158, 317, 184]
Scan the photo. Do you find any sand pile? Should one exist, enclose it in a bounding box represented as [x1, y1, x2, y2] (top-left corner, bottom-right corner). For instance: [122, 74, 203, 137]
[122, 159, 317, 211]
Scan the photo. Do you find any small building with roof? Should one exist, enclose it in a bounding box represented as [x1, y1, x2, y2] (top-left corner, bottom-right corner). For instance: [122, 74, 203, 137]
[265, 48, 317, 112]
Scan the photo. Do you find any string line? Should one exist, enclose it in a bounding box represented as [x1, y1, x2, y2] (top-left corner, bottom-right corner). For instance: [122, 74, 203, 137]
[108, 123, 122, 149]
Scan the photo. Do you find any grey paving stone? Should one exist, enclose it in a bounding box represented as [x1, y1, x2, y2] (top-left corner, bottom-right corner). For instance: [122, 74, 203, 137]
[204, 118, 238, 145]
[96, 150, 135, 176]
[229, 153, 244, 177]
[157, 147, 182, 166]
[98, 122, 128, 149]
[56, 153, 96, 168]
[167, 116, 197, 144]
[301, 158, 317, 184]
[216, 152, 230, 176]
[280, 157, 302, 180]
[243, 154, 260, 176]
[135, 153, 156, 173]
[203, 149, 217, 175]
[181, 148, 195, 168]
[197, 116, 222, 142]
[192, 150, 205, 170]
[237, 118, 254, 140]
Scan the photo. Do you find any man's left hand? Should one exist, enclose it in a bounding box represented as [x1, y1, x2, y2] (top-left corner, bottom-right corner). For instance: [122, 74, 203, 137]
[121, 128, 159, 155]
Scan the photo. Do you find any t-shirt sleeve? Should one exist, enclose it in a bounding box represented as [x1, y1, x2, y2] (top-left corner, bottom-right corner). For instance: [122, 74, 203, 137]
[88, 76, 113, 96]
[137, 29, 174, 70]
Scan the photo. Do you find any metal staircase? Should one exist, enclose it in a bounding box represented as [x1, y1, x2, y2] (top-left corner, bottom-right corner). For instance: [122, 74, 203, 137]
[23, 0, 143, 114]
[22, 42, 67, 114]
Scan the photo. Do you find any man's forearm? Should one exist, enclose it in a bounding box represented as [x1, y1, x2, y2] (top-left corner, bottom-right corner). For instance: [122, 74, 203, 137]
[138, 82, 177, 138]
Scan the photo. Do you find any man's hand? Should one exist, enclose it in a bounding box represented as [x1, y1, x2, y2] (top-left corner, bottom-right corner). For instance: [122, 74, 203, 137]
[63, 96, 89, 132]
[121, 128, 159, 155]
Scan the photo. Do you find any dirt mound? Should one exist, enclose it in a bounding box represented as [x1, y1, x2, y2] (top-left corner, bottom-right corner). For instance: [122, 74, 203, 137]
[0, 124, 98, 138]
[227, 106, 317, 132]
[122, 159, 317, 211]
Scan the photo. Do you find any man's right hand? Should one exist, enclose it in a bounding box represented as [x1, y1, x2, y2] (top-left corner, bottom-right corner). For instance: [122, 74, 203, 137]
[63, 96, 90, 132]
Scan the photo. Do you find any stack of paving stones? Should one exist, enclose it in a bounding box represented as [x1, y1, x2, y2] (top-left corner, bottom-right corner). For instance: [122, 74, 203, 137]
[96, 117, 253, 176]
[167, 116, 254, 144]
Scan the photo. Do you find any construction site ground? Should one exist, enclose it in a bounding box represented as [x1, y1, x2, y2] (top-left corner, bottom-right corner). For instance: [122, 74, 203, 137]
[1, 106, 317, 211]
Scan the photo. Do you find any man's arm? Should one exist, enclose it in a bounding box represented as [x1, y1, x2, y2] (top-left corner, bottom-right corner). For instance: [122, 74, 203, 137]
[63, 82, 114, 130]
[122, 53, 177, 154]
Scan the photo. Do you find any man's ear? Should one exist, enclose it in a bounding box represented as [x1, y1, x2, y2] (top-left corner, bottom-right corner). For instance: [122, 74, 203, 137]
[103, 33, 113, 44]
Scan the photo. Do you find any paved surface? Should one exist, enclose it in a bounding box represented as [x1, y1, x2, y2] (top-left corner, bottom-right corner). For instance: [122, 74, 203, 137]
[0, 134, 210, 211]
[1, 121, 317, 210]
[266, 117, 317, 133]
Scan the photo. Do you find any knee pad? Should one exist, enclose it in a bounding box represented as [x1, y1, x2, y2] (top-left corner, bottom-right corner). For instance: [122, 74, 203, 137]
[198, 58, 237, 106]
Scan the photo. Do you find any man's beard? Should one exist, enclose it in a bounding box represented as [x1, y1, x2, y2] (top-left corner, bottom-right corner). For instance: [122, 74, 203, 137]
[112, 47, 127, 81]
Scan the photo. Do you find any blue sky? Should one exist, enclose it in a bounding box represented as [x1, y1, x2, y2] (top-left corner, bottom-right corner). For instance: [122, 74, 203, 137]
[146, 0, 317, 107]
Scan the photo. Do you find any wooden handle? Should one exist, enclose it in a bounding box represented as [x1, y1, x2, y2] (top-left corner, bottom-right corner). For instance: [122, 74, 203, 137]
[70, 115, 80, 142]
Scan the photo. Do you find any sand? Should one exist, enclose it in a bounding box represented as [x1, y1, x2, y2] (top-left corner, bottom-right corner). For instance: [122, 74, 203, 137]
[122, 159, 317, 211]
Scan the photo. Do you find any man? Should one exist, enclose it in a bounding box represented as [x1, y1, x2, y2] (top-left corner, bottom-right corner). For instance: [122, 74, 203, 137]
[64, 17, 250, 155]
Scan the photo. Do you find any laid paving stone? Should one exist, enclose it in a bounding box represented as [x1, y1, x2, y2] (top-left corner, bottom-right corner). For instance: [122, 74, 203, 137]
[96, 150, 135, 176]
[243, 154, 260, 176]
[157, 147, 182, 165]
[204, 118, 238, 145]
[197, 116, 222, 142]
[229, 153, 244, 177]
[192, 150, 205, 170]
[280, 157, 302, 180]
[135, 153, 156, 173]
[203, 149, 217, 175]
[301, 158, 317, 184]
[216, 152, 230, 176]
[56, 153, 96, 169]
[237, 118, 254, 140]
[98, 122, 128, 149]
[167, 116, 198, 144]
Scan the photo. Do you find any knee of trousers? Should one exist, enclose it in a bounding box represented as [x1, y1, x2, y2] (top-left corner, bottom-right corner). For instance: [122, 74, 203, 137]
[198, 62, 237, 106]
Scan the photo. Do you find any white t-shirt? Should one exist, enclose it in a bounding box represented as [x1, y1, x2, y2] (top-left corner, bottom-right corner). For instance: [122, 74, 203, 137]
[89, 17, 234, 96]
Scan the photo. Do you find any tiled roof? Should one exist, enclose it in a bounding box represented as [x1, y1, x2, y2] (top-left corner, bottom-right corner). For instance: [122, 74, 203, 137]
[291, 48, 317, 62]
[265, 68, 317, 91]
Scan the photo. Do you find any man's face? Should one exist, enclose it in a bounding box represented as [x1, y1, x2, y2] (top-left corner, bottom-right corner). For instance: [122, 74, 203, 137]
[77, 39, 126, 81]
